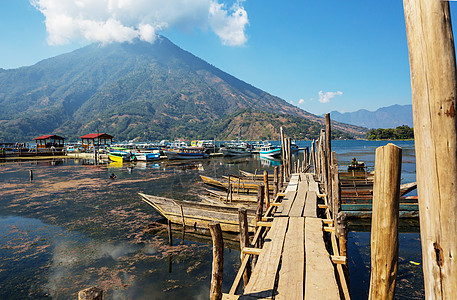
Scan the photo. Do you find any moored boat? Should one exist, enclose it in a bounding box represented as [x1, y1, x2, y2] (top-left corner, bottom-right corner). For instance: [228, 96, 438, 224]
[134, 152, 160, 161]
[138, 193, 256, 232]
[108, 151, 135, 162]
[259, 145, 281, 158]
[163, 147, 209, 160]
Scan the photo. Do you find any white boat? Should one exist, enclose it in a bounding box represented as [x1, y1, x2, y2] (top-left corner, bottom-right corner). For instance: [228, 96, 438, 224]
[259, 145, 281, 158]
[220, 144, 252, 156]
[164, 147, 209, 160]
[134, 152, 160, 161]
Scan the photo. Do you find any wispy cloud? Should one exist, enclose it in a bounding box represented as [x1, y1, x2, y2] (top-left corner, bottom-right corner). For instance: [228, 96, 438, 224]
[318, 90, 343, 103]
[298, 99, 305, 105]
[30, 0, 249, 46]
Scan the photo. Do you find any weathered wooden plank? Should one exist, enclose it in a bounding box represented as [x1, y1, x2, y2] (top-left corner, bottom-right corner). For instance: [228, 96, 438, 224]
[289, 181, 307, 217]
[304, 218, 340, 300]
[276, 217, 305, 300]
[275, 191, 296, 217]
[243, 217, 289, 298]
[303, 191, 317, 218]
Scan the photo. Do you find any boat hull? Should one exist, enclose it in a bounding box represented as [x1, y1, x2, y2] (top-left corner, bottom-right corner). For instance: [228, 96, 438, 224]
[164, 150, 209, 160]
[139, 193, 256, 232]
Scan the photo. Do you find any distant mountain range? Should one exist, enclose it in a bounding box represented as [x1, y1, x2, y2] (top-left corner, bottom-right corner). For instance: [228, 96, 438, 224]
[0, 36, 366, 142]
[327, 104, 413, 129]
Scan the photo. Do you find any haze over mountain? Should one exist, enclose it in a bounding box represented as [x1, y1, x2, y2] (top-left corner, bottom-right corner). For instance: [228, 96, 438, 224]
[0, 36, 366, 142]
[328, 104, 413, 129]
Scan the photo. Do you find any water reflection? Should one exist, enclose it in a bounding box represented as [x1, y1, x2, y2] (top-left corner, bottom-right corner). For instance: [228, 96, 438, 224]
[0, 140, 421, 299]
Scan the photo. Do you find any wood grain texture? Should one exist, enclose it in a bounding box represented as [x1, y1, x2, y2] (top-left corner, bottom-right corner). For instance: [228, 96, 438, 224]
[404, 1, 457, 298]
[244, 217, 289, 298]
[368, 144, 402, 300]
[276, 217, 305, 300]
[304, 217, 340, 300]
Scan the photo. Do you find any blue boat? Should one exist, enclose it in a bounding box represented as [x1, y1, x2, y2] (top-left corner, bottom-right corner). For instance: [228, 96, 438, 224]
[259, 145, 281, 158]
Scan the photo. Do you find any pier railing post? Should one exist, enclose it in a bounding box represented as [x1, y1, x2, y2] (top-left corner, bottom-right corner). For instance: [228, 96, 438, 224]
[264, 171, 270, 210]
[369, 143, 402, 300]
[238, 208, 251, 287]
[209, 222, 224, 300]
[279, 164, 284, 189]
[404, 1, 457, 298]
[273, 166, 279, 198]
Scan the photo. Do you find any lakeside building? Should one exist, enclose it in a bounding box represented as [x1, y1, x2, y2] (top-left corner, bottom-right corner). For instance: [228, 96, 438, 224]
[80, 133, 113, 150]
[34, 135, 65, 150]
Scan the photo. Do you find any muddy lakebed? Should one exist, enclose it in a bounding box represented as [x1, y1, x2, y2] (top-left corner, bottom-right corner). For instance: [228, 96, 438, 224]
[0, 140, 423, 299]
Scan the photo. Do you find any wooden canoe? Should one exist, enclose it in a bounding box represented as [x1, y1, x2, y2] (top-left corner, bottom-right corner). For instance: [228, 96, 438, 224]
[204, 188, 258, 202]
[139, 193, 257, 233]
[200, 175, 275, 193]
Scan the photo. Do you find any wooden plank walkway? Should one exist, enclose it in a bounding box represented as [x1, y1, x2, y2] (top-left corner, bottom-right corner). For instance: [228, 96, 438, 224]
[224, 172, 347, 299]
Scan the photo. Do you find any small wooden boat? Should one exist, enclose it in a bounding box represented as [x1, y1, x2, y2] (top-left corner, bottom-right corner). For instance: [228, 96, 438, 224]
[138, 193, 256, 232]
[204, 188, 258, 202]
[200, 175, 275, 193]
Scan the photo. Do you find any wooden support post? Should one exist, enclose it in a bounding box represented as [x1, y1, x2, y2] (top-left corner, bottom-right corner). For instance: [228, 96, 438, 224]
[273, 166, 279, 198]
[369, 143, 402, 300]
[336, 211, 348, 258]
[29, 170, 33, 182]
[325, 113, 332, 208]
[78, 287, 103, 300]
[287, 138, 292, 178]
[238, 208, 251, 287]
[264, 171, 270, 210]
[331, 151, 340, 222]
[256, 184, 265, 250]
[256, 185, 265, 225]
[404, 2, 457, 298]
[179, 204, 185, 244]
[209, 222, 224, 300]
[279, 164, 284, 189]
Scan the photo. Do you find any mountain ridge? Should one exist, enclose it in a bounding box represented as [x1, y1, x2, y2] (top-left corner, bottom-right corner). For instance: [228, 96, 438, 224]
[327, 104, 413, 129]
[0, 36, 367, 142]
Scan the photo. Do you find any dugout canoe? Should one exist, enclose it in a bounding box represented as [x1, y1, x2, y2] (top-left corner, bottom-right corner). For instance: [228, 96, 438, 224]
[138, 193, 256, 233]
[200, 175, 275, 193]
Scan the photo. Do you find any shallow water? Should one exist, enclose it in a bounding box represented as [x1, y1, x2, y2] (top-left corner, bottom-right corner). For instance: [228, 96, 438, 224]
[0, 140, 422, 299]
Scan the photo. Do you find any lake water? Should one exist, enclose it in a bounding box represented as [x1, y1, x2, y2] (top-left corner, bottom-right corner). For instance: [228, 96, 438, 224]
[0, 140, 422, 299]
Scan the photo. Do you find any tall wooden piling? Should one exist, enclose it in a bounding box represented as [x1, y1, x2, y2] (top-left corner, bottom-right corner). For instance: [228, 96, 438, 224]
[369, 144, 402, 300]
[209, 222, 224, 300]
[279, 164, 284, 189]
[273, 166, 279, 198]
[264, 171, 270, 210]
[167, 219, 173, 246]
[29, 170, 33, 182]
[325, 114, 332, 205]
[404, 1, 457, 298]
[238, 208, 251, 287]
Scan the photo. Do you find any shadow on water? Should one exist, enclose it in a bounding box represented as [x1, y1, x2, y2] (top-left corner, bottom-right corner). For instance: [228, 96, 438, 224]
[0, 140, 423, 299]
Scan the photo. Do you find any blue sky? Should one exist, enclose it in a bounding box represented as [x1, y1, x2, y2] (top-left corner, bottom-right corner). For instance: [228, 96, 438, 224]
[1, 1, 456, 116]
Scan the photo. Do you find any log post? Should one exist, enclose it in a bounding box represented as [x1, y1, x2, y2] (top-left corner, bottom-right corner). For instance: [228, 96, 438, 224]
[369, 144, 402, 300]
[78, 287, 103, 300]
[279, 164, 284, 189]
[29, 170, 33, 182]
[336, 211, 348, 259]
[288, 138, 292, 179]
[256, 184, 265, 250]
[403, 2, 457, 298]
[209, 222, 224, 300]
[325, 114, 332, 206]
[273, 166, 279, 199]
[238, 208, 251, 287]
[264, 171, 270, 210]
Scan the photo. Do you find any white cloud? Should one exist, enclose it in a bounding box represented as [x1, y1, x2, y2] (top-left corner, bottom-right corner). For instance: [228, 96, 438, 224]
[30, 0, 249, 46]
[298, 99, 305, 105]
[318, 90, 343, 103]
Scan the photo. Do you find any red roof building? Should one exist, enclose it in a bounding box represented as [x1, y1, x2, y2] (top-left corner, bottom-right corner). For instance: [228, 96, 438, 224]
[34, 135, 65, 149]
[80, 133, 113, 149]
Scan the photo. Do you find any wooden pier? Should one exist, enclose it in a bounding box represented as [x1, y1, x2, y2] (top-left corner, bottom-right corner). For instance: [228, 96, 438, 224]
[221, 172, 349, 299]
